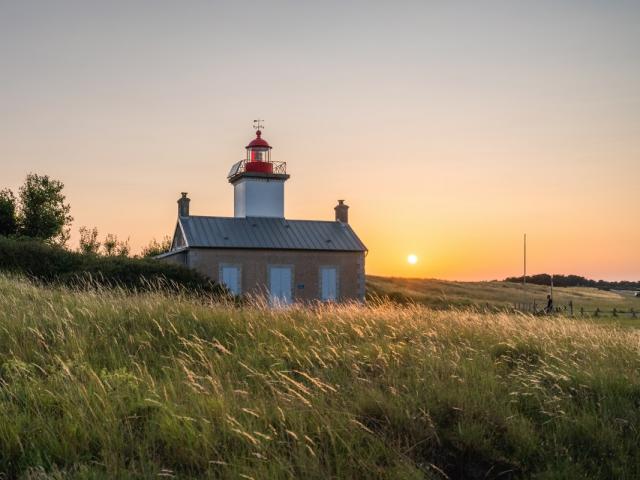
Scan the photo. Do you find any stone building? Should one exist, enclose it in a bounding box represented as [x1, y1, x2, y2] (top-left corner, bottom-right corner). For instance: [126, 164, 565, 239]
[157, 127, 367, 303]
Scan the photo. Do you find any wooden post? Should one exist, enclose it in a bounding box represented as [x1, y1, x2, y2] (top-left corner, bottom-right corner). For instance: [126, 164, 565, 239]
[613, 308, 617, 317]
[632, 308, 636, 319]
[569, 300, 573, 316]
[522, 233, 527, 312]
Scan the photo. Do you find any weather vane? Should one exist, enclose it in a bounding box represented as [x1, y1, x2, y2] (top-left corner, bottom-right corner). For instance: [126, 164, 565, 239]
[253, 119, 264, 130]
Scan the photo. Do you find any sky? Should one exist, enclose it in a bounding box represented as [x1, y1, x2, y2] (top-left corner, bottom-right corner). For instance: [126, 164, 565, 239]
[1, 1, 639, 281]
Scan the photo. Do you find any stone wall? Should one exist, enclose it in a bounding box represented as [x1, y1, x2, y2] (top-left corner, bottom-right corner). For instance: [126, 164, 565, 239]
[160, 248, 365, 302]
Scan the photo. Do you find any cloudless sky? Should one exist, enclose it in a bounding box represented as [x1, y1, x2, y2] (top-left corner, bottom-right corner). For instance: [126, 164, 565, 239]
[1, 1, 639, 280]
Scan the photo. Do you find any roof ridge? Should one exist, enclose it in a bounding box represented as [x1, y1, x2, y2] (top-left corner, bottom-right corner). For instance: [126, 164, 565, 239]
[183, 215, 344, 224]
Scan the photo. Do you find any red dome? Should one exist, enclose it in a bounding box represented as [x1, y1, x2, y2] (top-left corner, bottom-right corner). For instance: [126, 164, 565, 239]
[246, 130, 271, 149]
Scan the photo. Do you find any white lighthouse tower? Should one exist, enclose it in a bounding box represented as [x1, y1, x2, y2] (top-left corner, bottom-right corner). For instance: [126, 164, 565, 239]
[227, 123, 289, 218]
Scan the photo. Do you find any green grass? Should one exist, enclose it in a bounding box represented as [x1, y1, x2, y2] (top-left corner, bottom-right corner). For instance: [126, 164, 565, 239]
[1, 274, 639, 479]
[367, 276, 640, 320]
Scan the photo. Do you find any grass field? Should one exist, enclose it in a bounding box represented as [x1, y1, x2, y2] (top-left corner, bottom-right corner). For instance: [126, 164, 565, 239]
[1, 274, 639, 479]
[367, 276, 640, 322]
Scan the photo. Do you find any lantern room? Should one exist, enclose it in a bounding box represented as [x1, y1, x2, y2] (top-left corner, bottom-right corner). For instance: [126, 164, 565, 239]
[228, 124, 290, 218]
[245, 130, 273, 173]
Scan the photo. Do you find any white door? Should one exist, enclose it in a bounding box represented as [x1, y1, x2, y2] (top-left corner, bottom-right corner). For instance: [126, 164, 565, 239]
[320, 267, 338, 301]
[269, 266, 292, 305]
[221, 266, 241, 295]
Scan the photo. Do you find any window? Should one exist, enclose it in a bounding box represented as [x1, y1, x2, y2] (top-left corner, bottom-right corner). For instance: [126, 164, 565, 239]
[269, 266, 293, 305]
[320, 266, 338, 301]
[220, 264, 241, 296]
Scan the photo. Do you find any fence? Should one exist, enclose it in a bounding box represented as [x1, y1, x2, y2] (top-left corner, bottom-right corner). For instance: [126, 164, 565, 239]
[513, 301, 638, 318]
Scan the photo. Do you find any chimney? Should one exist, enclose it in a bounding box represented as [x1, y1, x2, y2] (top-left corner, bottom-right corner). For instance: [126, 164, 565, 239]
[334, 199, 349, 223]
[178, 192, 190, 217]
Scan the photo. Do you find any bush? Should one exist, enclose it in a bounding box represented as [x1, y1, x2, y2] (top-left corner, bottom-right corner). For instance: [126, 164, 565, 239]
[0, 236, 224, 295]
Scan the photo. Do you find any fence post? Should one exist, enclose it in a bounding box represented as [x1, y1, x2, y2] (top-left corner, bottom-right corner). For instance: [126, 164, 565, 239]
[613, 308, 617, 317]
[632, 308, 637, 319]
[594, 308, 600, 317]
[580, 307, 584, 316]
[569, 301, 573, 316]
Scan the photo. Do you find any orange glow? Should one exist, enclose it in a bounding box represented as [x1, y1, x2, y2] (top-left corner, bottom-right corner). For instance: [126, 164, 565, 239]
[3, 120, 638, 281]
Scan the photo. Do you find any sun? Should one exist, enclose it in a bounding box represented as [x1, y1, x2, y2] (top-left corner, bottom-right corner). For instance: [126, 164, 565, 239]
[407, 254, 418, 265]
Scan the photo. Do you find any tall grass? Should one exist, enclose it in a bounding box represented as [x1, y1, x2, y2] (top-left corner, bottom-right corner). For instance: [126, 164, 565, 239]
[367, 275, 640, 314]
[0, 274, 638, 479]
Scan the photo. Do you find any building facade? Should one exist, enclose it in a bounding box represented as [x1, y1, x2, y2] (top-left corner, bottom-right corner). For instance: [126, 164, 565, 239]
[157, 128, 367, 303]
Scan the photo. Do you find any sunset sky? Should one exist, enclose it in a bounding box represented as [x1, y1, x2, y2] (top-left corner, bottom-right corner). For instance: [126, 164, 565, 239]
[1, 1, 639, 281]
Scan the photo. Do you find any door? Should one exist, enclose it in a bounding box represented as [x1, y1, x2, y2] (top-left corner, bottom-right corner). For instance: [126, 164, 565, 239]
[320, 267, 338, 301]
[220, 265, 241, 296]
[269, 266, 293, 305]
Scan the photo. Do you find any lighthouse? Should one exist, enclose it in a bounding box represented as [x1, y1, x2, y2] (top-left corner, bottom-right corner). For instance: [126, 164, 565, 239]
[227, 125, 289, 218]
[158, 122, 367, 303]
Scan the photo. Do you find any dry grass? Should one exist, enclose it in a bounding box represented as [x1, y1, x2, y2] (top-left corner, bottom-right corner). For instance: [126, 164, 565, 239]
[367, 275, 640, 313]
[0, 274, 639, 479]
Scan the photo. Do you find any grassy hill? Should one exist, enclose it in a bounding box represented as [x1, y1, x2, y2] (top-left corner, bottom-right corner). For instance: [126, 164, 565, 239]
[367, 276, 640, 318]
[1, 275, 639, 479]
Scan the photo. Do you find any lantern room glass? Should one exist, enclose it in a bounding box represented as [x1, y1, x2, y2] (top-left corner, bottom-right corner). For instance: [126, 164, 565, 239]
[247, 147, 271, 163]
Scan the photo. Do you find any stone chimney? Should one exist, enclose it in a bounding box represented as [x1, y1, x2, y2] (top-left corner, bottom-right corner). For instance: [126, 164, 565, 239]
[178, 192, 190, 217]
[334, 199, 349, 223]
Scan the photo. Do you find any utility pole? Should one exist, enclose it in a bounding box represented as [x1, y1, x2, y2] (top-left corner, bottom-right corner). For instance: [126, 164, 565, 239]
[523, 233, 527, 310]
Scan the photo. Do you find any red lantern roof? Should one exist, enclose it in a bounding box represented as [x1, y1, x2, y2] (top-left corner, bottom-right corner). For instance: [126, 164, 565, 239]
[246, 130, 271, 149]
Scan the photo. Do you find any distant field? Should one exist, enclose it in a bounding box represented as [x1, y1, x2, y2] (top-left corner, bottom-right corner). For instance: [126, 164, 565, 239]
[367, 276, 640, 324]
[1, 275, 639, 479]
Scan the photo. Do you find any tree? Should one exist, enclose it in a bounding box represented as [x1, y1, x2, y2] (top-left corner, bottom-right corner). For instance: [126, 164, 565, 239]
[78, 226, 101, 255]
[18, 173, 73, 245]
[103, 233, 130, 257]
[103, 234, 117, 256]
[116, 237, 130, 257]
[0, 189, 17, 236]
[141, 235, 172, 258]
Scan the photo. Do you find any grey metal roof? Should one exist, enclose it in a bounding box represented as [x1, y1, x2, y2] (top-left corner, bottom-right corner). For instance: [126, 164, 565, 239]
[177, 216, 367, 252]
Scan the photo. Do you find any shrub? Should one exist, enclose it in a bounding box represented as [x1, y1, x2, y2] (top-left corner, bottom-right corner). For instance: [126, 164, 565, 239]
[0, 236, 224, 295]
